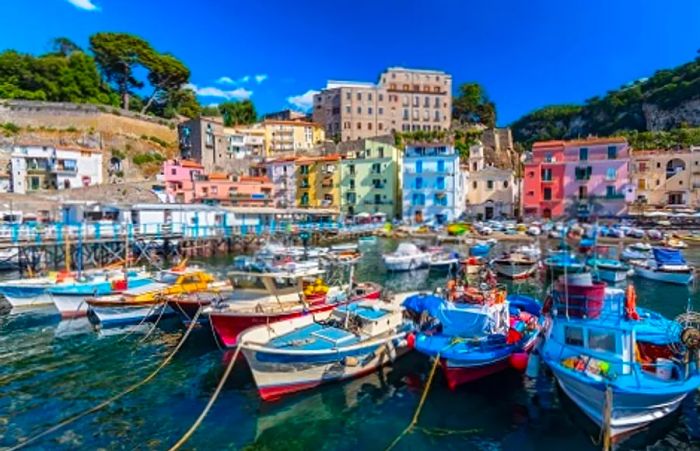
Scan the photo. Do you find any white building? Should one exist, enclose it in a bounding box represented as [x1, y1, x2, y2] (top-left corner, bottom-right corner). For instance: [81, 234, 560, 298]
[464, 143, 520, 219]
[402, 144, 466, 224]
[11, 145, 103, 194]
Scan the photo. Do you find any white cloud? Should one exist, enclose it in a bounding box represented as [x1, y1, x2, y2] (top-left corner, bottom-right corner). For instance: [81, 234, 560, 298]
[216, 76, 235, 85]
[287, 89, 319, 111]
[254, 74, 268, 84]
[66, 0, 100, 11]
[185, 83, 253, 100]
[240, 75, 250, 83]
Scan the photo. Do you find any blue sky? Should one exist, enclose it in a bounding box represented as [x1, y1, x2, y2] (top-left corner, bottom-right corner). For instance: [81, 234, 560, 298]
[1, 0, 699, 125]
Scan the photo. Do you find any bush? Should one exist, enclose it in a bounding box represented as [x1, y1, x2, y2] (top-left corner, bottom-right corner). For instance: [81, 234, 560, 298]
[65, 126, 78, 132]
[132, 151, 165, 165]
[148, 135, 169, 148]
[111, 148, 126, 160]
[1, 122, 20, 135]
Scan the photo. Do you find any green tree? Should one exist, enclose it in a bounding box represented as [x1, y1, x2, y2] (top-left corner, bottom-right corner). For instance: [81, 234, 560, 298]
[51, 37, 82, 57]
[140, 53, 190, 114]
[89, 32, 154, 110]
[200, 105, 220, 117]
[218, 100, 257, 126]
[453, 83, 496, 127]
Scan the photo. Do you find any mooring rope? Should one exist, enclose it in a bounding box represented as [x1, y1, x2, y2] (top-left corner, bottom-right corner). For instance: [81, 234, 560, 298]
[168, 343, 242, 451]
[385, 352, 441, 451]
[139, 301, 169, 344]
[8, 308, 203, 451]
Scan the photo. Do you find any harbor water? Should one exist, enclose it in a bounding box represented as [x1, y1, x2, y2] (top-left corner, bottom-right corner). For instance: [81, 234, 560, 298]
[1, 237, 699, 450]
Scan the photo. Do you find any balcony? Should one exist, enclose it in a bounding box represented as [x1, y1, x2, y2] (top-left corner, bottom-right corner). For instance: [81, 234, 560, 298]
[371, 183, 386, 189]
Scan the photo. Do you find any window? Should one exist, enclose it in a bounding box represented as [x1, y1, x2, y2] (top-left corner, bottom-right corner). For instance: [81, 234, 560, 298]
[357, 122, 362, 130]
[588, 329, 616, 353]
[171, 168, 177, 175]
[638, 178, 647, 190]
[606, 186, 617, 198]
[638, 162, 648, 172]
[472, 162, 478, 171]
[300, 165, 309, 175]
[544, 152, 553, 163]
[368, 123, 373, 130]
[472, 181, 477, 189]
[564, 326, 584, 346]
[378, 147, 385, 158]
[575, 166, 592, 180]
[378, 123, 384, 131]
[345, 106, 351, 113]
[378, 107, 383, 115]
[349, 179, 355, 189]
[433, 193, 447, 206]
[415, 161, 423, 173]
[346, 192, 356, 204]
[487, 180, 494, 190]
[424, 96, 430, 107]
[606, 167, 617, 180]
[607, 146, 617, 159]
[579, 186, 587, 199]
[434, 97, 440, 108]
[541, 168, 552, 181]
[402, 109, 409, 120]
[412, 193, 425, 206]
[348, 164, 355, 175]
[437, 160, 445, 173]
[543, 187, 552, 200]
[346, 92, 351, 100]
[357, 92, 362, 101]
[436, 177, 445, 189]
[378, 94, 383, 102]
[415, 177, 423, 189]
[656, 162, 661, 168]
[503, 180, 509, 189]
[368, 93, 372, 101]
[368, 107, 373, 115]
[211, 186, 218, 195]
[579, 147, 588, 161]
[357, 107, 362, 114]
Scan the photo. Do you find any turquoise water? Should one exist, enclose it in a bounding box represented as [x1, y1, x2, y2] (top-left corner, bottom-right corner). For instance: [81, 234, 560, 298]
[1, 238, 699, 450]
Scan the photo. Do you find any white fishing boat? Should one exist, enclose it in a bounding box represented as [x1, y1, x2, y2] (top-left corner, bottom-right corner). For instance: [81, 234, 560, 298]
[330, 243, 358, 252]
[239, 293, 416, 400]
[429, 251, 460, 273]
[0, 277, 55, 308]
[491, 252, 538, 279]
[631, 248, 694, 285]
[382, 243, 430, 272]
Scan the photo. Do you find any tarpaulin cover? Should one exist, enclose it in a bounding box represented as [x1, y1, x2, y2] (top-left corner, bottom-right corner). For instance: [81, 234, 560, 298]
[653, 247, 686, 265]
[402, 293, 490, 336]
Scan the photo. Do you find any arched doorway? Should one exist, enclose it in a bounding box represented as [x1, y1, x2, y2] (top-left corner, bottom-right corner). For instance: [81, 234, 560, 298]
[666, 159, 686, 178]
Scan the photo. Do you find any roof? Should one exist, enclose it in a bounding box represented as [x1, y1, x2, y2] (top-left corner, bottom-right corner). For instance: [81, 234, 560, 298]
[384, 67, 450, 75]
[296, 154, 341, 164]
[178, 159, 204, 169]
[265, 156, 298, 164]
[208, 172, 229, 180]
[15, 143, 103, 154]
[326, 80, 377, 89]
[237, 176, 271, 184]
[263, 119, 323, 128]
[533, 137, 627, 148]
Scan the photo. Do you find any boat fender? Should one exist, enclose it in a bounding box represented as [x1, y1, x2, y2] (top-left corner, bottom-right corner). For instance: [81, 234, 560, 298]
[344, 356, 359, 367]
[525, 351, 540, 378]
[510, 352, 529, 372]
[406, 333, 416, 349]
[625, 284, 640, 320]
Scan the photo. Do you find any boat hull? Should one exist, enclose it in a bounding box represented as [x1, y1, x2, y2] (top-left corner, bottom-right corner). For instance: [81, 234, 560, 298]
[593, 267, 629, 284]
[493, 262, 538, 279]
[544, 264, 585, 277]
[383, 258, 430, 272]
[87, 303, 174, 328]
[167, 298, 212, 325]
[633, 266, 693, 285]
[243, 338, 407, 401]
[52, 294, 91, 318]
[551, 364, 689, 437]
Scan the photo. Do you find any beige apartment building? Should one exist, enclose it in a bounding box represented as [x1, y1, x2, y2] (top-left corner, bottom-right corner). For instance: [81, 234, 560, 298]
[464, 143, 520, 219]
[261, 120, 325, 156]
[630, 146, 700, 209]
[313, 67, 452, 142]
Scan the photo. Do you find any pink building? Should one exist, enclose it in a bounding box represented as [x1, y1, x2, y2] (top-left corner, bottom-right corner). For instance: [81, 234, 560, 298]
[160, 160, 204, 203]
[562, 137, 634, 218]
[193, 174, 274, 206]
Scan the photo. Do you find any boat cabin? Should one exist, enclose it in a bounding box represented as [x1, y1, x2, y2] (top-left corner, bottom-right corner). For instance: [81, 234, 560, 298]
[228, 268, 327, 298]
[331, 302, 402, 337]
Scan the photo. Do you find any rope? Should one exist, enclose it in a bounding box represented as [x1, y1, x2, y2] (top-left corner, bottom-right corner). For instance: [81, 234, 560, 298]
[138, 301, 169, 344]
[8, 308, 203, 451]
[385, 353, 441, 451]
[168, 343, 242, 451]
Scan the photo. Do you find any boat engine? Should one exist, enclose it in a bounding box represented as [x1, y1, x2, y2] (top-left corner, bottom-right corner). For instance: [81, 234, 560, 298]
[674, 311, 700, 369]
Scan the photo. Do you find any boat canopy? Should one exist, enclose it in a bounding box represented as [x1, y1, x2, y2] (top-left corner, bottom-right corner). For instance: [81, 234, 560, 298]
[653, 248, 686, 265]
[402, 293, 499, 336]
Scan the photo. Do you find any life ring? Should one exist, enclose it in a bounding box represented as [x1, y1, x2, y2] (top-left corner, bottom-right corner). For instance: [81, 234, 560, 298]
[625, 284, 639, 320]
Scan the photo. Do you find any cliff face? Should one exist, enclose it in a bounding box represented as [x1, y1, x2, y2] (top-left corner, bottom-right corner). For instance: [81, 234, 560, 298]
[0, 100, 178, 180]
[479, 128, 520, 172]
[643, 99, 700, 131]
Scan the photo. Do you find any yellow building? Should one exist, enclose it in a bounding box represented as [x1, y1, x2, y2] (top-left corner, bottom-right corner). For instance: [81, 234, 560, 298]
[262, 120, 325, 156]
[296, 155, 341, 209]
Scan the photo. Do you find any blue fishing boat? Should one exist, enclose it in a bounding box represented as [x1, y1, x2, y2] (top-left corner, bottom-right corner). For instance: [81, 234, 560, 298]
[543, 251, 585, 277]
[403, 290, 542, 390]
[631, 247, 694, 285]
[50, 270, 154, 318]
[541, 277, 700, 438]
[469, 240, 494, 257]
[239, 295, 415, 401]
[587, 246, 630, 284]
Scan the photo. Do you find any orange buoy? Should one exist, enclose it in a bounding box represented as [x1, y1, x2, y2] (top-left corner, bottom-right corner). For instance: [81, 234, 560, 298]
[510, 352, 529, 372]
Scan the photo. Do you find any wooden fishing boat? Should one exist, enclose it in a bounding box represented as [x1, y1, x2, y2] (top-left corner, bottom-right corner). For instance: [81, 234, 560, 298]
[404, 289, 542, 389]
[491, 252, 538, 279]
[86, 267, 231, 328]
[541, 278, 700, 438]
[239, 293, 415, 401]
[207, 269, 382, 348]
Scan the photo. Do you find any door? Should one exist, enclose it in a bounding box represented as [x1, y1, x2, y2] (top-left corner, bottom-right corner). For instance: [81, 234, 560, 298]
[543, 208, 551, 219]
[414, 210, 423, 223]
[485, 206, 494, 220]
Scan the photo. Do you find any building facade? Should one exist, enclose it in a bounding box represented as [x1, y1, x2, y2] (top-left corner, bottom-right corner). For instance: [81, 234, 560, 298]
[402, 144, 465, 224]
[630, 146, 700, 209]
[295, 155, 341, 209]
[11, 145, 103, 194]
[192, 173, 274, 206]
[313, 67, 452, 142]
[464, 143, 519, 219]
[251, 157, 298, 208]
[339, 139, 402, 219]
[523, 138, 633, 219]
[159, 159, 204, 203]
[261, 120, 325, 156]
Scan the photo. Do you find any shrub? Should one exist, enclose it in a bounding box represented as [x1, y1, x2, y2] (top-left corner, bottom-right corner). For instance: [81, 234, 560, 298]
[2, 122, 20, 134]
[65, 126, 78, 132]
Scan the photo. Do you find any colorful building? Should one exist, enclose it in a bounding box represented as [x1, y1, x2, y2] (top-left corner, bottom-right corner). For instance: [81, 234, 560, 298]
[295, 155, 341, 209]
[523, 138, 633, 218]
[464, 143, 520, 219]
[11, 144, 103, 194]
[251, 156, 298, 208]
[192, 173, 273, 206]
[159, 159, 204, 203]
[339, 139, 401, 219]
[630, 146, 700, 210]
[402, 143, 465, 224]
[262, 120, 325, 156]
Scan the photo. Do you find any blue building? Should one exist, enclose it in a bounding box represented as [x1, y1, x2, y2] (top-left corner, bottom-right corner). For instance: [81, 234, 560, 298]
[402, 144, 466, 224]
